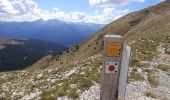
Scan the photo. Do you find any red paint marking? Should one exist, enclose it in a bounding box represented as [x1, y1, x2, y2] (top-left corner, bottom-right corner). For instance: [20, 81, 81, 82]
[108, 65, 115, 72]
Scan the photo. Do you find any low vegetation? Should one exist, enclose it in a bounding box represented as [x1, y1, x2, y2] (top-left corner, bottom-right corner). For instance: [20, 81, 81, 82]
[37, 55, 102, 99]
[128, 72, 145, 81]
[157, 64, 170, 72]
[147, 73, 159, 88]
[144, 92, 158, 99]
[68, 88, 79, 99]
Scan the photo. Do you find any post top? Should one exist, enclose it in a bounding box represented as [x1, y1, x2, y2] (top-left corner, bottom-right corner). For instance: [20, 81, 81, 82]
[104, 35, 123, 38]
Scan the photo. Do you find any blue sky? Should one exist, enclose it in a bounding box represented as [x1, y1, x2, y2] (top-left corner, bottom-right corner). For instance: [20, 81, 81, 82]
[35, 0, 92, 13]
[35, 0, 161, 13]
[0, 0, 163, 24]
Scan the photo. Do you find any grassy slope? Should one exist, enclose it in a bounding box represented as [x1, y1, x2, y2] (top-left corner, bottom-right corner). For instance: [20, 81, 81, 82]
[33, 0, 170, 68]
[0, 0, 170, 100]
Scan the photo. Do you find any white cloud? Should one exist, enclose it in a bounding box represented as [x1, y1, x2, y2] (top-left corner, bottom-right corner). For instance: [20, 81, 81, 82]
[0, 0, 130, 24]
[0, 0, 41, 21]
[11, 0, 39, 15]
[133, 0, 146, 3]
[83, 7, 129, 24]
[159, 0, 165, 1]
[0, 0, 19, 14]
[89, 0, 146, 7]
[69, 12, 86, 20]
[103, 8, 115, 16]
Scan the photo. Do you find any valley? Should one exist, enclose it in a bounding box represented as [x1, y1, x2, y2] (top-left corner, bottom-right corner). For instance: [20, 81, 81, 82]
[0, 38, 67, 71]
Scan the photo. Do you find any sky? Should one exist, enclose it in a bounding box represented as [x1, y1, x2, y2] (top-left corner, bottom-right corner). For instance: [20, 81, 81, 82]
[0, 0, 164, 24]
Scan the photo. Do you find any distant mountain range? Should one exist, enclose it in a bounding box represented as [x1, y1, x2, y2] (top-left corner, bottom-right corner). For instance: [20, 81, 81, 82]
[0, 38, 67, 71]
[0, 19, 104, 71]
[0, 19, 105, 46]
[37, 0, 170, 68]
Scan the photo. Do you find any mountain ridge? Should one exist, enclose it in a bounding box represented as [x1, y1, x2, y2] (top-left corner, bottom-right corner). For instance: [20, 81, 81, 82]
[0, 19, 105, 46]
[32, 0, 170, 68]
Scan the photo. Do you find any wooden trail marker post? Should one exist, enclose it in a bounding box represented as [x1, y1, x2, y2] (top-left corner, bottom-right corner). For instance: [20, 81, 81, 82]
[100, 35, 131, 100]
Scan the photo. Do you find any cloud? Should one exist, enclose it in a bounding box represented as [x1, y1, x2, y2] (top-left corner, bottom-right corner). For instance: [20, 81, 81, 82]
[133, 0, 146, 3]
[0, 0, 39, 15]
[103, 8, 115, 16]
[0, 0, 130, 24]
[89, 0, 146, 7]
[89, 0, 129, 7]
[11, 0, 39, 15]
[0, 0, 40, 21]
[83, 7, 129, 24]
[0, 0, 19, 14]
[69, 12, 86, 20]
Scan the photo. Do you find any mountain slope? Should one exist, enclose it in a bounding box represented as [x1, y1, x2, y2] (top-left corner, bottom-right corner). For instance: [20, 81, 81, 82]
[35, 0, 170, 68]
[0, 0, 170, 100]
[0, 38, 67, 72]
[0, 20, 104, 46]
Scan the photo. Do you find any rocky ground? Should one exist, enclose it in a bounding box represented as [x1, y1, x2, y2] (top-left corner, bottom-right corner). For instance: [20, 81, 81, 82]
[0, 55, 102, 100]
[0, 44, 169, 100]
[75, 45, 170, 100]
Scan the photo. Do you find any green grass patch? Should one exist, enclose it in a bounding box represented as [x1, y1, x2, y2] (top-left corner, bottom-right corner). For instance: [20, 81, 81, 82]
[68, 88, 79, 99]
[140, 63, 150, 68]
[40, 91, 56, 100]
[130, 32, 170, 61]
[0, 78, 7, 85]
[40, 81, 70, 98]
[157, 64, 170, 72]
[145, 92, 157, 99]
[0, 97, 11, 100]
[130, 56, 149, 68]
[143, 68, 152, 73]
[40, 95, 56, 100]
[140, 51, 156, 61]
[89, 72, 101, 83]
[57, 89, 67, 97]
[128, 72, 145, 81]
[147, 73, 159, 88]
[130, 56, 141, 67]
[40, 56, 102, 99]
[78, 78, 93, 91]
[50, 70, 59, 75]
[40, 86, 59, 99]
